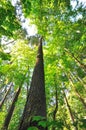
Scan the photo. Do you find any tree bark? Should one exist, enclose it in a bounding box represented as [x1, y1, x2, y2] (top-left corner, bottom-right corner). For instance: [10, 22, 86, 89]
[0, 82, 12, 109]
[18, 37, 47, 130]
[2, 87, 21, 130]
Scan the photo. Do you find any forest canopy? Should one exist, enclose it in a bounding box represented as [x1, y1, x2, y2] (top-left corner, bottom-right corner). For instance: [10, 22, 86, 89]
[0, 0, 86, 130]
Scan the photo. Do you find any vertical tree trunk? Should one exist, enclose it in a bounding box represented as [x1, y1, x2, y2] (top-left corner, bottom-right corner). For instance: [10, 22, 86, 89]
[64, 71, 86, 109]
[0, 82, 12, 109]
[75, 89, 86, 109]
[18, 37, 47, 130]
[70, 72, 86, 88]
[2, 87, 21, 130]
[52, 77, 58, 130]
[63, 90, 78, 130]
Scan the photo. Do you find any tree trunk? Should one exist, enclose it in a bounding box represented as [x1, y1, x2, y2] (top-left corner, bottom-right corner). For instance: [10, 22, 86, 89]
[52, 77, 58, 130]
[64, 71, 86, 109]
[75, 89, 86, 109]
[70, 71, 86, 88]
[2, 87, 21, 130]
[0, 82, 12, 109]
[18, 37, 47, 130]
[63, 90, 78, 130]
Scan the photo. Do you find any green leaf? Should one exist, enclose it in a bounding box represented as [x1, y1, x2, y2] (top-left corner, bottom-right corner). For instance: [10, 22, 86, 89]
[38, 120, 47, 128]
[32, 116, 45, 122]
[28, 126, 38, 130]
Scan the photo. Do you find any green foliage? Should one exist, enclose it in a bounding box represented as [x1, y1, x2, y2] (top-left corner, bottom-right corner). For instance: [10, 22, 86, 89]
[28, 127, 38, 130]
[38, 120, 47, 128]
[32, 116, 47, 128]
[32, 116, 45, 122]
[0, 0, 21, 38]
[21, 0, 31, 17]
[0, 50, 11, 60]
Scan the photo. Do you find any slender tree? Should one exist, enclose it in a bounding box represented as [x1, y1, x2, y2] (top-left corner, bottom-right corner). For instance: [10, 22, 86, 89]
[2, 87, 21, 130]
[75, 89, 86, 109]
[18, 37, 47, 130]
[52, 76, 58, 130]
[69, 76, 86, 109]
[64, 72, 86, 109]
[63, 90, 78, 130]
[64, 48, 86, 72]
[0, 82, 12, 109]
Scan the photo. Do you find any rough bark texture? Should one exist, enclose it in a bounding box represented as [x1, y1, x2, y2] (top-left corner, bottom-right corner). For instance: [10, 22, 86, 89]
[2, 87, 21, 130]
[18, 37, 47, 130]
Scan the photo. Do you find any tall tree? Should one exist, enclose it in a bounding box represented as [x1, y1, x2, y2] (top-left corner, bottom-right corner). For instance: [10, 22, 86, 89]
[0, 82, 12, 109]
[63, 90, 78, 130]
[2, 86, 21, 130]
[18, 37, 47, 130]
[52, 76, 58, 130]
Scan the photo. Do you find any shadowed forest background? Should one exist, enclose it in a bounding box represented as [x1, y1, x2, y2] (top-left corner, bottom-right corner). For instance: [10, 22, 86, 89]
[0, 0, 86, 130]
